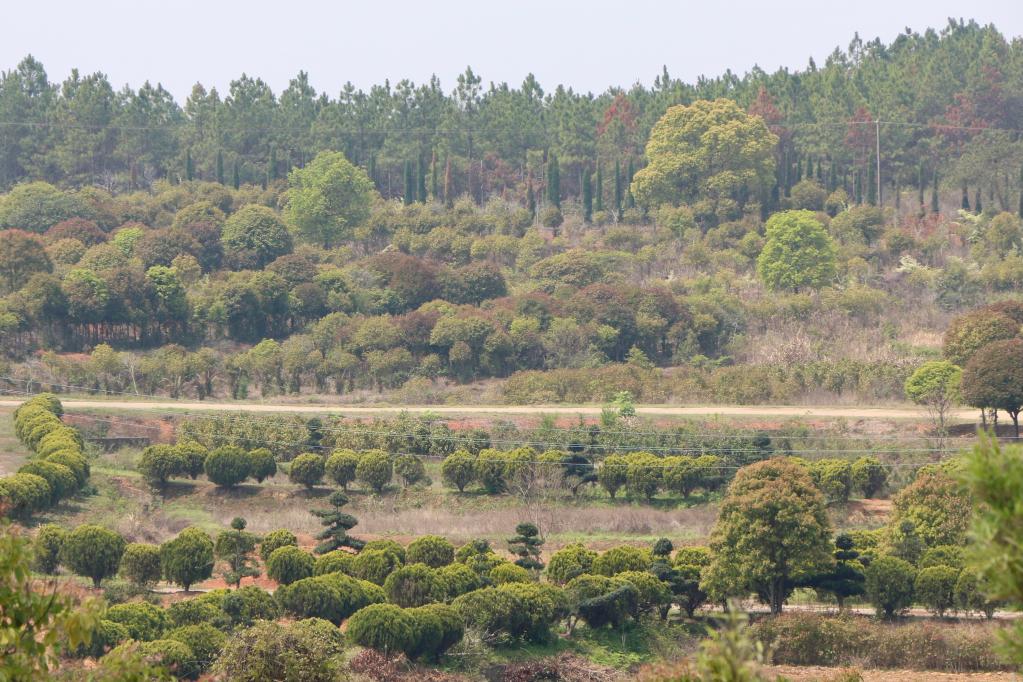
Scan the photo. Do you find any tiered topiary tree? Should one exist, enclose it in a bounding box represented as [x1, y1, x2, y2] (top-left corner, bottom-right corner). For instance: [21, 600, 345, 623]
[310, 490, 364, 554]
[507, 522, 544, 572]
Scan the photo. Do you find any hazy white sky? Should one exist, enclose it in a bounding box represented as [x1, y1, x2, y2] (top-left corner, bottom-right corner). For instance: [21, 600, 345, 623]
[4, 1, 1022, 100]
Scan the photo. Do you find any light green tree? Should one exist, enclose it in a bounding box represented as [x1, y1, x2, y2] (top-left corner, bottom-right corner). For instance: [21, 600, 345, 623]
[905, 360, 961, 435]
[756, 210, 837, 292]
[284, 150, 377, 248]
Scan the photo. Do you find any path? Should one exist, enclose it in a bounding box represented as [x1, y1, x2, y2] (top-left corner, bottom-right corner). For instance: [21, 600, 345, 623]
[0, 398, 977, 421]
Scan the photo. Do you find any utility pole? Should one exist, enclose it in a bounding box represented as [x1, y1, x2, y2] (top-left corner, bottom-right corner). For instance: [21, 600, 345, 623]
[875, 119, 882, 207]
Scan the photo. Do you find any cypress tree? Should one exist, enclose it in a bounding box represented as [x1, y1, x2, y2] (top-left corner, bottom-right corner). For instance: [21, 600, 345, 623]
[232, 160, 240, 190]
[626, 158, 636, 209]
[546, 153, 560, 209]
[595, 164, 604, 212]
[430, 150, 438, 201]
[854, 170, 863, 204]
[866, 157, 877, 206]
[931, 172, 940, 214]
[582, 169, 593, 224]
[961, 184, 970, 210]
[613, 159, 622, 213]
[974, 188, 982, 214]
[417, 157, 427, 203]
[269, 145, 277, 182]
[216, 150, 225, 185]
[403, 160, 414, 206]
[185, 149, 194, 182]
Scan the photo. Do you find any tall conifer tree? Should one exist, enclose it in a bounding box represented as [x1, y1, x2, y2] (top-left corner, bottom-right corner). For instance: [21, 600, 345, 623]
[582, 169, 593, 223]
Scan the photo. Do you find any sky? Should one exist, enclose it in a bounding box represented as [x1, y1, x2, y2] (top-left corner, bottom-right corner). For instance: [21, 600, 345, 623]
[3, 1, 1022, 101]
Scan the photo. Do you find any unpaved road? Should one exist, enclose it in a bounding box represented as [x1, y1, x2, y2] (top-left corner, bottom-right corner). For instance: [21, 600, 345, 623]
[0, 399, 978, 421]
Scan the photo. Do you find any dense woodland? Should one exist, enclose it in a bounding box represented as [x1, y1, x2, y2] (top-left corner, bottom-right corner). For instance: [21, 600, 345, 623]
[0, 20, 1021, 408]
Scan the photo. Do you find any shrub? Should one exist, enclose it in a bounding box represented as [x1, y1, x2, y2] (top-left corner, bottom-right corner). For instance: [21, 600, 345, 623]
[920, 545, 965, 570]
[406, 535, 455, 568]
[864, 555, 916, 617]
[616, 570, 673, 617]
[325, 449, 359, 489]
[166, 624, 226, 675]
[441, 450, 476, 492]
[437, 562, 482, 600]
[247, 447, 277, 483]
[74, 619, 129, 658]
[546, 543, 597, 585]
[204, 445, 251, 487]
[166, 598, 223, 629]
[175, 441, 209, 479]
[474, 449, 507, 493]
[362, 539, 406, 563]
[266, 545, 315, 585]
[0, 473, 50, 518]
[120, 543, 163, 588]
[314, 550, 355, 576]
[106, 601, 167, 641]
[44, 451, 89, 487]
[592, 546, 651, 576]
[32, 523, 67, 574]
[115, 639, 197, 680]
[160, 527, 214, 591]
[214, 619, 346, 682]
[137, 444, 185, 492]
[407, 603, 464, 661]
[491, 562, 531, 585]
[351, 548, 402, 585]
[275, 576, 346, 624]
[356, 450, 393, 493]
[394, 454, 427, 487]
[452, 587, 526, 641]
[598, 455, 628, 498]
[497, 582, 569, 643]
[18, 461, 76, 504]
[384, 563, 444, 607]
[60, 524, 125, 588]
[221, 585, 280, 627]
[259, 528, 298, 561]
[346, 603, 417, 656]
[915, 565, 959, 617]
[566, 575, 639, 629]
[288, 453, 325, 489]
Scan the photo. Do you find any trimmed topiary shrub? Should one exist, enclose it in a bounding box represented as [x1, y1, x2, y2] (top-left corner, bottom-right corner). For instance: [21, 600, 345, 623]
[346, 603, 417, 656]
[105, 601, 167, 641]
[266, 545, 315, 585]
[406, 535, 455, 568]
[259, 528, 298, 561]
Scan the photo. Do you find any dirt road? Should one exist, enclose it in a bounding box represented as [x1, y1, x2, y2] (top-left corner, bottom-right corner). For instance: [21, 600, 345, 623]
[0, 398, 976, 421]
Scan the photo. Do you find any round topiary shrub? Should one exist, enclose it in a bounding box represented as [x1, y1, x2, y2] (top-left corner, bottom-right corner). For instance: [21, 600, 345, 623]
[60, 524, 126, 587]
[74, 619, 129, 658]
[491, 562, 532, 585]
[355, 450, 392, 493]
[346, 603, 417, 656]
[452, 587, 526, 641]
[288, 453, 325, 489]
[406, 535, 455, 568]
[314, 550, 354, 576]
[204, 445, 251, 488]
[325, 449, 359, 489]
[259, 528, 298, 561]
[383, 563, 444, 608]
[105, 601, 167, 641]
[119, 543, 163, 588]
[351, 548, 402, 585]
[266, 545, 315, 585]
[165, 623, 227, 675]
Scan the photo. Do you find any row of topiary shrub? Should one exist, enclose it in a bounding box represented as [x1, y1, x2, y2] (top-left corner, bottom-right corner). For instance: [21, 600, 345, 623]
[0, 394, 90, 518]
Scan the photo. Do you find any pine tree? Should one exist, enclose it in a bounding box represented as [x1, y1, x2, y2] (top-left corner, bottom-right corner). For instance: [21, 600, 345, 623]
[962, 184, 970, 210]
[613, 159, 622, 214]
[526, 177, 536, 218]
[232, 160, 240, 190]
[310, 491, 364, 555]
[917, 164, 926, 216]
[975, 188, 983, 214]
[546, 153, 560, 209]
[854, 170, 863, 204]
[816, 158, 824, 183]
[403, 160, 414, 206]
[828, 162, 836, 192]
[430, 150, 438, 201]
[806, 156, 813, 179]
[626, 158, 636, 208]
[595, 164, 603, 212]
[931, 173, 940, 214]
[269, 145, 278, 182]
[417, 157, 427, 203]
[582, 169, 593, 224]
[866, 156, 877, 206]
[215, 517, 260, 589]
[185, 149, 194, 182]
[216, 150, 225, 185]
[443, 155, 453, 208]
[507, 522, 544, 571]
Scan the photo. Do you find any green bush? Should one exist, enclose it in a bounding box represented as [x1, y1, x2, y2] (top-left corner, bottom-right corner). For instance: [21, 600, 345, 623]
[591, 546, 651, 576]
[18, 460, 77, 504]
[160, 527, 214, 591]
[166, 598, 224, 629]
[266, 545, 315, 585]
[406, 535, 455, 568]
[325, 449, 359, 489]
[32, 523, 67, 574]
[106, 601, 167, 641]
[165, 624, 227, 675]
[346, 603, 417, 656]
[60, 524, 125, 587]
[440, 450, 476, 492]
[0, 472, 52, 518]
[288, 453, 325, 489]
[864, 555, 916, 617]
[452, 587, 526, 641]
[44, 451, 89, 487]
[384, 563, 444, 607]
[204, 445, 251, 488]
[137, 444, 185, 492]
[491, 562, 531, 585]
[394, 454, 428, 487]
[351, 548, 402, 585]
[259, 528, 298, 561]
[407, 603, 464, 661]
[247, 447, 277, 483]
[120, 543, 163, 588]
[546, 543, 597, 585]
[214, 619, 346, 682]
[437, 562, 482, 600]
[355, 450, 392, 493]
[175, 441, 209, 479]
[74, 619, 129, 658]
[313, 550, 355, 576]
[915, 565, 959, 617]
[497, 582, 569, 643]
[131, 638, 198, 680]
